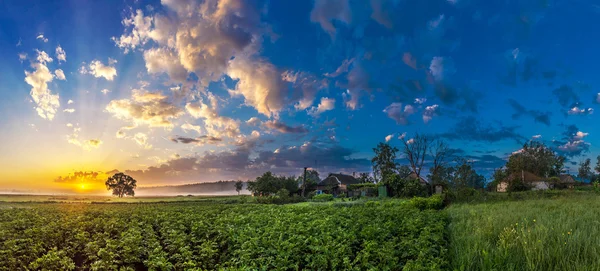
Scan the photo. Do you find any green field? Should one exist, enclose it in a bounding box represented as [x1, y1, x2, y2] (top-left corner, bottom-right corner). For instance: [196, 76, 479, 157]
[447, 195, 600, 271]
[0, 196, 447, 270]
[3, 192, 600, 270]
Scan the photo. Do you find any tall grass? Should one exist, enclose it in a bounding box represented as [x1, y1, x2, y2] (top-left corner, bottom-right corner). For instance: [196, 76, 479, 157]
[447, 195, 600, 271]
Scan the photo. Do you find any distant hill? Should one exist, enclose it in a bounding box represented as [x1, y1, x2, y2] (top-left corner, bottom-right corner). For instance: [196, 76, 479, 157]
[136, 181, 249, 196]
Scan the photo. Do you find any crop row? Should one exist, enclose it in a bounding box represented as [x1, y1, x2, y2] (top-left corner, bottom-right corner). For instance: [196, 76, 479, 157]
[0, 199, 447, 270]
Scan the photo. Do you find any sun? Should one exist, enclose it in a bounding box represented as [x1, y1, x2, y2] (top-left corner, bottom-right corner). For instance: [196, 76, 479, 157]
[79, 183, 86, 190]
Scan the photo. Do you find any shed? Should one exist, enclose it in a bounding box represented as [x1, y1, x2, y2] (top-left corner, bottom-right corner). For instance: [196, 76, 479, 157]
[316, 173, 361, 195]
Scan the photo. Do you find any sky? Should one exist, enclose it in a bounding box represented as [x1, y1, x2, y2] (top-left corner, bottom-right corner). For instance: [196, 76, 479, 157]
[1, 0, 599, 193]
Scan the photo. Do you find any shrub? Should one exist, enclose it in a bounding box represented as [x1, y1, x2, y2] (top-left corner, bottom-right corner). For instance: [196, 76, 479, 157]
[312, 193, 334, 202]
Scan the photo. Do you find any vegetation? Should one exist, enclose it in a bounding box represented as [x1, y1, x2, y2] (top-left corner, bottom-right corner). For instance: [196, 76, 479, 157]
[0, 199, 447, 270]
[448, 195, 600, 270]
[105, 173, 137, 198]
[234, 180, 243, 195]
[246, 171, 298, 196]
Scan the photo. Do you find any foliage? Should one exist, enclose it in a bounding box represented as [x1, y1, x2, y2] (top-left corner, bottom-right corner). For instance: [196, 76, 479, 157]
[297, 169, 320, 194]
[246, 171, 298, 196]
[407, 195, 445, 210]
[0, 199, 448, 270]
[448, 195, 600, 270]
[357, 172, 374, 183]
[348, 183, 377, 190]
[105, 173, 137, 198]
[371, 142, 399, 183]
[234, 180, 244, 195]
[578, 158, 593, 181]
[385, 173, 428, 198]
[311, 193, 334, 202]
[505, 141, 565, 178]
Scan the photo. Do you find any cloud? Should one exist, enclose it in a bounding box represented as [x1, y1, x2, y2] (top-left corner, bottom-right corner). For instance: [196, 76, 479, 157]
[185, 99, 240, 138]
[284, 71, 326, 111]
[55, 45, 66, 63]
[106, 89, 184, 128]
[264, 120, 308, 134]
[55, 171, 105, 183]
[68, 100, 74, 104]
[101, 89, 111, 95]
[63, 108, 75, 113]
[35, 50, 53, 64]
[567, 106, 593, 115]
[67, 135, 103, 151]
[181, 123, 203, 134]
[133, 132, 153, 149]
[24, 51, 60, 120]
[552, 125, 590, 157]
[385, 134, 394, 142]
[80, 59, 117, 81]
[112, 9, 154, 52]
[308, 97, 335, 116]
[310, 0, 352, 37]
[508, 99, 551, 126]
[532, 134, 542, 139]
[441, 117, 524, 143]
[383, 103, 415, 125]
[55, 69, 66, 80]
[36, 34, 48, 43]
[170, 135, 222, 145]
[552, 85, 578, 108]
[595, 93, 600, 104]
[370, 0, 392, 28]
[422, 104, 439, 123]
[429, 57, 455, 82]
[246, 117, 261, 126]
[18, 53, 27, 62]
[144, 47, 188, 82]
[227, 57, 287, 117]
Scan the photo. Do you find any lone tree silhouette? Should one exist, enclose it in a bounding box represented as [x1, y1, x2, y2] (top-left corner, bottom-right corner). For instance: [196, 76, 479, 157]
[234, 180, 244, 195]
[105, 173, 137, 198]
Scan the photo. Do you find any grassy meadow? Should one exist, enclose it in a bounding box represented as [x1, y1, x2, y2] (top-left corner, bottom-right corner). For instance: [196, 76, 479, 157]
[447, 194, 600, 271]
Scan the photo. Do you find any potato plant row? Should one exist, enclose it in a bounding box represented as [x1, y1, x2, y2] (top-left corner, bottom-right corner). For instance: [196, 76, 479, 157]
[0, 200, 447, 270]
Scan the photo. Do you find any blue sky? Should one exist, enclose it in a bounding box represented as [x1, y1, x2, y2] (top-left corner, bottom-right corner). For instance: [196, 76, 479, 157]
[1, 0, 599, 191]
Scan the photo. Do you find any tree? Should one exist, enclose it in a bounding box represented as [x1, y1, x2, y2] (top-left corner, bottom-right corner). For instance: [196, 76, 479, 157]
[450, 159, 485, 190]
[578, 158, 592, 181]
[105, 173, 137, 198]
[397, 165, 412, 179]
[357, 172, 374, 183]
[247, 172, 298, 196]
[234, 180, 244, 195]
[372, 142, 399, 183]
[402, 133, 430, 179]
[428, 139, 453, 185]
[506, 141, 565, 177]
[595, 156, 600, 174]
[298, 169, 320, 194]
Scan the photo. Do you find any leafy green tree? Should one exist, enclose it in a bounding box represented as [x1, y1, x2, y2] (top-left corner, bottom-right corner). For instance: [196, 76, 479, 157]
[595, 155, 600, 174]
[385, 173, 427, 198]
[357, 172, 374, 183]
[372, 142, 399, 183]
[397, 165, 412, 178]
[298, 169, 320, 193]
[105, 173, 137, 198]
[234, 180, 244, 195]
[451, 159, 485, 189]
[578, 158, 592, 181]
[506, 141, 565, 177]
[247, 172, 298, 196]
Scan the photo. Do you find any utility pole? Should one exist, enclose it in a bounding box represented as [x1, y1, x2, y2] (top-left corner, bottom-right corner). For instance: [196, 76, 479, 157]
[302, 167, 307, 197]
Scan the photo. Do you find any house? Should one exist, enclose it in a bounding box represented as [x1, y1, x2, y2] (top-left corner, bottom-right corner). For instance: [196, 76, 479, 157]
[407, 172, 430, 185]
[316, 173, 361, 195]
[497, 171, 548, 192]
[558, 174, 577, 189]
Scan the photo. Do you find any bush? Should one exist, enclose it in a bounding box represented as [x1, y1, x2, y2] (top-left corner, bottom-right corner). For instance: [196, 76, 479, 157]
[312, 194, 334, 202]
[408, 195, 445, 210]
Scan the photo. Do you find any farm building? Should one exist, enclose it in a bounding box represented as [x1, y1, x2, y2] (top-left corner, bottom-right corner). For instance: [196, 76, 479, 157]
[558, 174, 577, 189]
[316, 173, 361, 195]
[497, 171, 578, 192]
[497, 171, 548, 192]
[407, 172, 430, 185]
